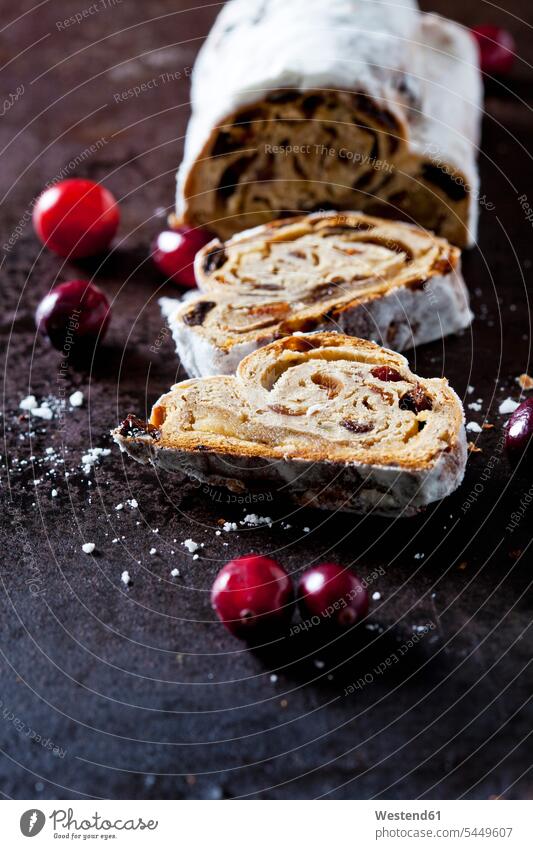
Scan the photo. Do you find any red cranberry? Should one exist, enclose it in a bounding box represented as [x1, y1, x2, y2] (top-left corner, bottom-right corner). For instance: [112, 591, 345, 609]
[371, 366, 403, 382]
[35, 280, 110, 352]
[505, 398, 533, 462]
[298, 563, 369, 628]
[33, 179, 119, 259]
[211, 554, 293, 638]
[471, 25, 515, 76]
[152, 228, 213, 288]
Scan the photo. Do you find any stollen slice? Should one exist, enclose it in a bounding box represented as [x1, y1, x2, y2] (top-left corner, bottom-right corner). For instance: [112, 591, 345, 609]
[113, 332, 467, 518]
[161, 211, 472, 378]
[175, 0, 482, 247]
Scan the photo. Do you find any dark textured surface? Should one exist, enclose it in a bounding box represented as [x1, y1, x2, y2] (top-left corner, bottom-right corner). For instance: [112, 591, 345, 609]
[0, 0, 532, 800]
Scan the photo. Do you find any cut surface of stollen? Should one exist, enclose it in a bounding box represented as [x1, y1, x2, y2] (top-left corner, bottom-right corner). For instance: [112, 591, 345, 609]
[113, 332, 467, 518]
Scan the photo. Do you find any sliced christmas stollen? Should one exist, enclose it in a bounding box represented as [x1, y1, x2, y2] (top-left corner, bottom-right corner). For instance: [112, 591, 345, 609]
[161, 211, 472, 378]
[113, 332, 467, 518]
[175, 0, 482, 247]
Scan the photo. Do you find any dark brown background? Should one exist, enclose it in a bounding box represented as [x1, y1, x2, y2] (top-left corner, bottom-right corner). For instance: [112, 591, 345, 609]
[0, 0, 531, 800]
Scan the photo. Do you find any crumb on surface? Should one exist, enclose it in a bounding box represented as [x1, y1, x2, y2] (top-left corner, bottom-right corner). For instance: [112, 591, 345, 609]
[82, 542, 95, 555]
[240, 514, 272, 527]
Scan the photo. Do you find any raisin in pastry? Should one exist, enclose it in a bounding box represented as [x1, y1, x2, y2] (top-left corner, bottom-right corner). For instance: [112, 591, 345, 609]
[174, 0, 482, 247]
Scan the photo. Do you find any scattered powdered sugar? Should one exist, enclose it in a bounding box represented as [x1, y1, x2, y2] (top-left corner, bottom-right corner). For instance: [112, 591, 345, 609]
[499, 398, 520, 415]
[467, 385, 475, 395]
[466, 422, 482, 433]
[121, 571, 131, 586]
[170, 568, 180, 577]
[240, 514, 273, 528]
[468, 401, 482, 412]
[82, 542, 95, 554]
[372, 591, 381, 600]
[222, 522, 238, 532]
[69, 391, 84, 408]
[149, 548, 157, 555]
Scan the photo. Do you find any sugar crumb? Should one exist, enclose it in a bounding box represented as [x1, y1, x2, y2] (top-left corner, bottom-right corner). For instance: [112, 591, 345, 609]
[69, 390, 84, 408]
